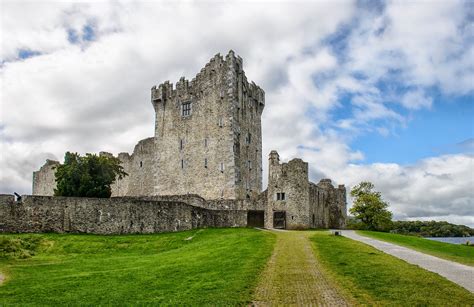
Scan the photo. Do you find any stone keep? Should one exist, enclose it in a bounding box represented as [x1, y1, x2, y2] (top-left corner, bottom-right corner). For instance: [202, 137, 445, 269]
[31, 50, 346, 230]
[150, 51, 264, 199]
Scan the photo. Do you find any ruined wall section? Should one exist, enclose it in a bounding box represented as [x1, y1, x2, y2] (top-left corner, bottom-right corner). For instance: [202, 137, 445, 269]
[32, 160, 59, 196]
[111, 137, 156, 196]
[0, 195, 247, 234]
[309, 179, 347, 229]
[151, 51, 264, 200]
[266, 151, 310, 229]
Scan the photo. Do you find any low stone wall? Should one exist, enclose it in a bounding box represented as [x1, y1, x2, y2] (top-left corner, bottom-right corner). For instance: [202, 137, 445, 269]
[0, 195, 247, 235]
[129, 194, 266, 211]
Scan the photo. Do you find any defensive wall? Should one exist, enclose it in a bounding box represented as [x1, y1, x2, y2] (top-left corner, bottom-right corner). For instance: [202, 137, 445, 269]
[0, 195, 247, 235]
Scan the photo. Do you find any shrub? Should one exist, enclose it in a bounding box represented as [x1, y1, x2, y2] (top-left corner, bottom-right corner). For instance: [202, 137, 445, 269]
[0, 236, 44, 259]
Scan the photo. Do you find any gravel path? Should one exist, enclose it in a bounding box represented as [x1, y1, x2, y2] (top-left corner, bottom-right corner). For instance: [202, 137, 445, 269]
[253, 231, 349, 306]
[341, 230, 474, 293]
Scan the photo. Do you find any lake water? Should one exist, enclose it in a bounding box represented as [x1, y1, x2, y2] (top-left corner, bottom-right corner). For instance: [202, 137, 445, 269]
[426, 236, 474, 245]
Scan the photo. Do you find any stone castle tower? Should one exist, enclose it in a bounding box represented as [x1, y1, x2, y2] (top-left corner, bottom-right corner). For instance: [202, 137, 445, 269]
[151, 51, 264, 199]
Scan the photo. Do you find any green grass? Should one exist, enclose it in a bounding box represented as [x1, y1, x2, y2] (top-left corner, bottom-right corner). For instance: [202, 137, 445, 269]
[0, 228, 275, 305]
[357, 230, 474, 266]
[311, 231, 474, 306]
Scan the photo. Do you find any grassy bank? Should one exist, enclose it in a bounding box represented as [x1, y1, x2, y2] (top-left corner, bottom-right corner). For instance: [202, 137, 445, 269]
[311, 231, 474, 306]
[357, 230, 474, 266]
[0, 228, 275, 305]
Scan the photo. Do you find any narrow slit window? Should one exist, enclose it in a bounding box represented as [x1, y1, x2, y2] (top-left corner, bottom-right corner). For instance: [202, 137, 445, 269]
[204, 158, 208, 168]
[204, 138, 208, 147]
[181, 159, 184, 169]
[180, 139, 184, 150]
[139, 161, 143, 168]
[220, 162, 224, 173]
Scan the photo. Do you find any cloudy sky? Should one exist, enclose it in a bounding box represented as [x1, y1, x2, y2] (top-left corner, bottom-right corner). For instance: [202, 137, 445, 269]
[1, 0, 473, 226]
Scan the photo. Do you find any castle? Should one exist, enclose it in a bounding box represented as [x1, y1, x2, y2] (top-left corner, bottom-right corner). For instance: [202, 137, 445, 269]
[30, 51, 346, 230]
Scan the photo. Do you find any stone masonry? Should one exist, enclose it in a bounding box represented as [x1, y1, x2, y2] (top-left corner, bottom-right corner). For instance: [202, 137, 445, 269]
[30, 50, 346, 231]
[0, 194, 246, 234]
[265, 151, 346, 230]
[151, 51, 264, 199]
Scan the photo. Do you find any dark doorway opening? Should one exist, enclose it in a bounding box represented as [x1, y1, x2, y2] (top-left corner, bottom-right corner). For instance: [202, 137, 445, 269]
[273, 211, 286, 229]
[247, 210, 264, 228]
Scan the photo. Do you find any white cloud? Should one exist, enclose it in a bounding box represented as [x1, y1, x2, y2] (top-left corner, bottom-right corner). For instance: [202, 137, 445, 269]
[400, 89, 433, 110]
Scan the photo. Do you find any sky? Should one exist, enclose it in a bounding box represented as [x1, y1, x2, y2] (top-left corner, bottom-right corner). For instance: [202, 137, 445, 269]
[1, 0, 473, 226]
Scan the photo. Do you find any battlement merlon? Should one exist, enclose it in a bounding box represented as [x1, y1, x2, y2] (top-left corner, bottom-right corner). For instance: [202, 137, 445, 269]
[151, 50, 264, 109]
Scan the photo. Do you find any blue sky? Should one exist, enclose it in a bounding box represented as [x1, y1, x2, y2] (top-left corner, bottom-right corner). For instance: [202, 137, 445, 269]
[1, 0, 473, 226]
[349, 93, 473, 164]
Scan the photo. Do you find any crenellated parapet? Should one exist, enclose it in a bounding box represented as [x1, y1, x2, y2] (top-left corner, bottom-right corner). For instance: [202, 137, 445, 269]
[151, 50, 264, 113]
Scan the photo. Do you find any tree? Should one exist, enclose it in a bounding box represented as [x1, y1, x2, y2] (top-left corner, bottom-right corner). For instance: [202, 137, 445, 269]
[54, 152, 128, 198]
[349, 181, 392, 231]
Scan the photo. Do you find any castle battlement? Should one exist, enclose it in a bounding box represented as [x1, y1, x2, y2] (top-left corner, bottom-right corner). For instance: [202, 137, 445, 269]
[151, 51, 264, 109]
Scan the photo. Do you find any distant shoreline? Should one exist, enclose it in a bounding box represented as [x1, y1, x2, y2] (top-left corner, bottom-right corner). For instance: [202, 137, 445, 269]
[426, 236, 474, 245]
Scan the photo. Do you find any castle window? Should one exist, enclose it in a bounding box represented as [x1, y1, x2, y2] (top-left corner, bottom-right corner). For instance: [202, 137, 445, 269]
[204, 158, 208, 168]
[218, 117, 223, 127]
[181, 159, 184, 169]
[204, 138, 208, 147]
[180, 139, 184, 150]
[246, 133, 251, 144]
[140, 161, 143, 168]
[182, 101, 192, 116]
[220, 162, 224, 173]
[276, 192, 286, 201]
[247, 160, 252, 170]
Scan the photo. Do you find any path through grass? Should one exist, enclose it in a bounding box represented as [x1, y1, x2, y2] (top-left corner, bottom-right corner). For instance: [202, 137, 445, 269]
[357, 230, 474, 266]
[0, 228, 275, 305]
[253, 230, 348, 305]
[311, 231, 474, 306]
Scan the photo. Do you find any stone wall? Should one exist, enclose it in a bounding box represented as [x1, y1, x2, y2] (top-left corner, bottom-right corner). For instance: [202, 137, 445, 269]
[111, 137, 156, 197]
[32, 160, 59, 196]
[125, 193, 266, 211]
[0, 195, 247, 235]
[309, 180, 347, 229]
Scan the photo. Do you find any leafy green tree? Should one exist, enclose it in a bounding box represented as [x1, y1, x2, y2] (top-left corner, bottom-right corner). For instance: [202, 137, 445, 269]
[54, 152, 128, 198]
[350, 181, 393, 231]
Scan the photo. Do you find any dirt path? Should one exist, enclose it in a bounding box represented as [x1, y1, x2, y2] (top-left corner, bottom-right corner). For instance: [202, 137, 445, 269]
[0, 274, 4, 285]
[342, 230, 474, 293]
[253, 231, 349, 306]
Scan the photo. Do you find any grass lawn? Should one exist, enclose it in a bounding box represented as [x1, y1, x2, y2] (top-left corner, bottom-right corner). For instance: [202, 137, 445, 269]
[0, 228, 275, 305]
[357, 230, 474, 266]
[311, 231, 474, 306]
